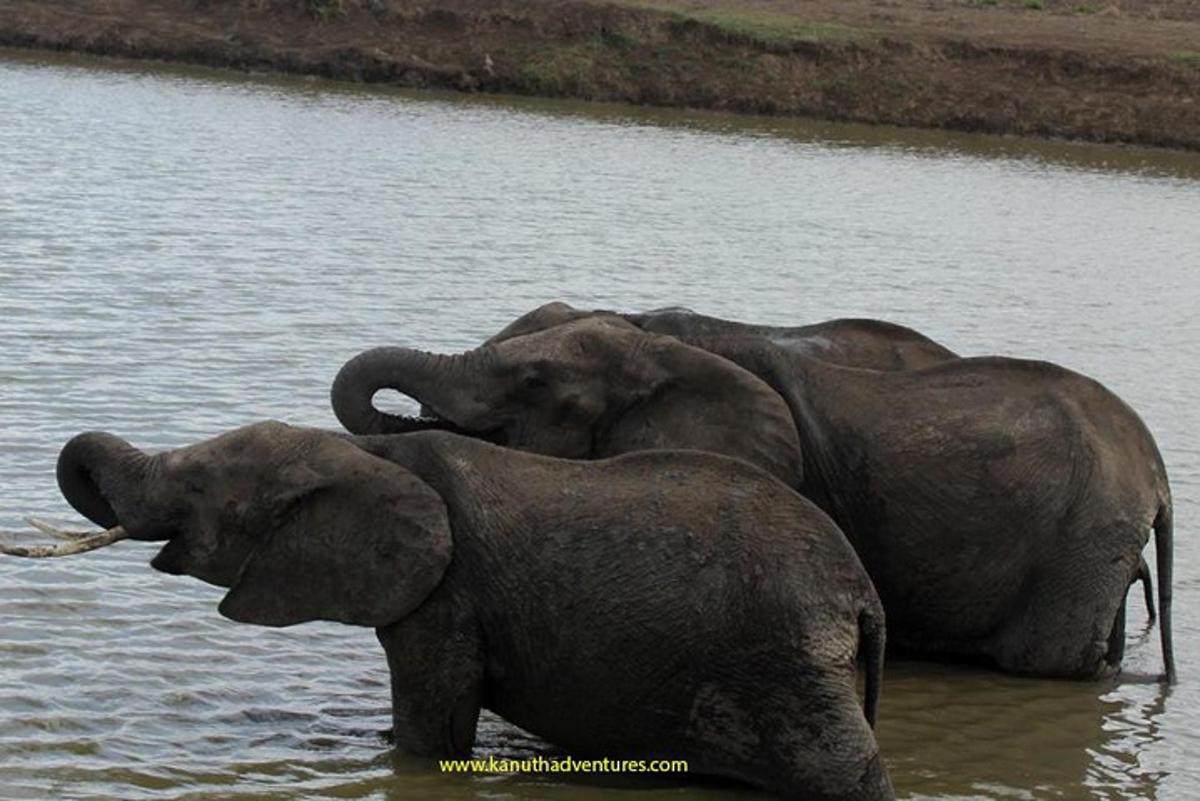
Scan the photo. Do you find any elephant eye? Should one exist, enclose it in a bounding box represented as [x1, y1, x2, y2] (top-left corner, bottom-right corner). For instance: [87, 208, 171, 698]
[521, 374, 547, 391]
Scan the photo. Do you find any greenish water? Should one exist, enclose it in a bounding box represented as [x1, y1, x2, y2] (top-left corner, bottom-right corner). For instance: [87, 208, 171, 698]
[1, 47, 1198, 801]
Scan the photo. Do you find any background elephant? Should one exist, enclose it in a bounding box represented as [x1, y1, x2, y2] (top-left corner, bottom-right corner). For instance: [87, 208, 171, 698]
[486, 302, 1162, 620]
[334, 319, 806, 486]
[485, 301, 959, 370]
[49, 421, 892, 801]
[331, 321, 1173, 682]
[691, 336, 1174, 682]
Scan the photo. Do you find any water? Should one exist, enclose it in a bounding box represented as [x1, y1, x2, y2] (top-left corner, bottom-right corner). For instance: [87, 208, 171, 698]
[1, 47, 1198, 801]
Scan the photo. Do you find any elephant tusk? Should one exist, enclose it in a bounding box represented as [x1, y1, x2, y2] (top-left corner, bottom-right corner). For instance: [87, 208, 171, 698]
[26, 516, 95, 540]
[0, 523, 128, 558]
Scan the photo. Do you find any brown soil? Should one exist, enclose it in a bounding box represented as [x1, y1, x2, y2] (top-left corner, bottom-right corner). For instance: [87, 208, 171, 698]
[1, 0, 1198, 149]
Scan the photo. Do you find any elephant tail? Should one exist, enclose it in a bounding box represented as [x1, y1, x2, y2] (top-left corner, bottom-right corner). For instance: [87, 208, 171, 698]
[1136, 554, 1156, 624]
[1153, 504, 1176, 684]
[859, 608, 885, 728]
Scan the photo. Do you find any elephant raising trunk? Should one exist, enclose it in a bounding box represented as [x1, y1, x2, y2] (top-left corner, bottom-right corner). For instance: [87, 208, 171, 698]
[331, 347, 503, 439]
[56, 430, 143, 531]
[331, 321, 806, 486]
[5, 422, 896, 800]
[331, 315, 1175, 683]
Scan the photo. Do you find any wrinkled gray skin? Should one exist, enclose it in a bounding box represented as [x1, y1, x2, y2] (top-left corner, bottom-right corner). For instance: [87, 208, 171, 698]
[484, 301, 958, 370]
[332, 319, 1174, 682]
[486, 303, 1163, 623]
[334, 318, 806, 486]
[56, 421, 892, 801]
[693, 337, 1174, 682]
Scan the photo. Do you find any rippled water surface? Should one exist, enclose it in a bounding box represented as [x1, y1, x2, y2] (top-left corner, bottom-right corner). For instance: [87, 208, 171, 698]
[1, 48, 1199, 801]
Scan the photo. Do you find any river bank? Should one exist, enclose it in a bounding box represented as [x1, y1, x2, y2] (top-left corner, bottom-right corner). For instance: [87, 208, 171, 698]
[2, 0, 1198, 150]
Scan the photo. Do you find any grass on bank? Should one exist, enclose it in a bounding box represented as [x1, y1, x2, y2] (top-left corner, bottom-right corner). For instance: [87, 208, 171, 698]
[679, 10, 864, 47]
[619, 2, 868, 49]
[280, 0, 869, 52]
[1169, 51, 1200, 68]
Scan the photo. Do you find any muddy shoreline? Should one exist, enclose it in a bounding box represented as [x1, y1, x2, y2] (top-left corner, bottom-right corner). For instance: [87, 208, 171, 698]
[2, 0, 1198, 150]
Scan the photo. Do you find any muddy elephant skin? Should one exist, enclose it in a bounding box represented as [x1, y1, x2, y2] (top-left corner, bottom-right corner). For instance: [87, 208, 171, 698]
[55, 421, 893, 801]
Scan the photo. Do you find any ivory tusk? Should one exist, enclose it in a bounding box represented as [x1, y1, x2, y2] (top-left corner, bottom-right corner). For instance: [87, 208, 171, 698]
[25, 516, 94, 541]
[0, 525, 129, 558]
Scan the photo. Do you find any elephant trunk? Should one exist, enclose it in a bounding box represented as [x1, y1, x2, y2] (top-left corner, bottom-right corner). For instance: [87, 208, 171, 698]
[56, 432, 157, 539]
[1154, 504, 1175, 683]
[331, 346, 495, 436]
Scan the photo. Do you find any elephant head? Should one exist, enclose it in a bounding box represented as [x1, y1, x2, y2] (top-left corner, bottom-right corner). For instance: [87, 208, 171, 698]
[481, 300, 630, 345]
[54, 422, 451, 628]
[331, 319, 804, 486]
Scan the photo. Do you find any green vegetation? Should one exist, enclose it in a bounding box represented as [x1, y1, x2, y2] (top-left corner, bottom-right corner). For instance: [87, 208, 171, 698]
[1075, 4, 1097, 13]
[1169, 51, 1200, 68]
[1024, 0, 1044, 10]
[816, 74, 857, 102]
[306, 0, 345, 20]
[724, 54, 759, 73]
[518, 39, 606, 94]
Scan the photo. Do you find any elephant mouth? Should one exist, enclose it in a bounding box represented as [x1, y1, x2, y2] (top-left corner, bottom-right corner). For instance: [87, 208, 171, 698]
[383, 403, 509, 447]
[150, 534, 189, 574]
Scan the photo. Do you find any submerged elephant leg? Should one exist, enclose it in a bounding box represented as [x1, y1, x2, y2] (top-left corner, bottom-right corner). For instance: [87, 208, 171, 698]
[990, 519, 1148, 679]
[1105, 595, 1128, 669]
[376, 583, 484, 757]
[682, 662, 891, 801]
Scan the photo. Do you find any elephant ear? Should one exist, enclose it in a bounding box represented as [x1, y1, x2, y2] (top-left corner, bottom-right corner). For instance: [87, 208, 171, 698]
[218, 444, 452, 628]
[609, 333, 804, 487]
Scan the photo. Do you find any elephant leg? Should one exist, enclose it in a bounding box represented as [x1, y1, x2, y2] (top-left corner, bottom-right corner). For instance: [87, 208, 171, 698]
[1135, 553, 1155, 623]
[991, 519, 1145, 679]
[375, 584, 484, 758]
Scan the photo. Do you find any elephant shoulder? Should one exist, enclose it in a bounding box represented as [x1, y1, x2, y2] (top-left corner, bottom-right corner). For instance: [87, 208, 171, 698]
[597, 449, 836, 532]
[817, 317, 935, 341]
[599, 447, 786, 485]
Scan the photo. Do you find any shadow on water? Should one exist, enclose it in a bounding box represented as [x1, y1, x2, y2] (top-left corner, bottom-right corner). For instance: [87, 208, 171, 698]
[2, 46, 1200, 181]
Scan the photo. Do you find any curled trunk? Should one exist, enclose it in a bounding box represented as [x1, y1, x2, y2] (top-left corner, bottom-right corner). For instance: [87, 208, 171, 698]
[56, 431, 143, 529]
[330, 347, 490, 436]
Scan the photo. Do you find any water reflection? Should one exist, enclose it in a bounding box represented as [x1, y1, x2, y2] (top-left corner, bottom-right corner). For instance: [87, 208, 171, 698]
[880, 653, 1170, 801]
[2, 46, 1199, 181]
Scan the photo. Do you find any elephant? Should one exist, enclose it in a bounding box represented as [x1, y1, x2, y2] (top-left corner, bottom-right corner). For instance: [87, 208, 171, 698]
[42, 421, 893, 801]
[336, 318, 807, 485]
[485, 302, 1158, 623]
[486, 302, 1165, 622]
[484, 301, 959, 370]
[331, 320, 1174, 682]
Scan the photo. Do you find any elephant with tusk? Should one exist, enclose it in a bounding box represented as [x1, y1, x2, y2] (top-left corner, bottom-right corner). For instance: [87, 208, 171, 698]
[13, 421, 894, 801]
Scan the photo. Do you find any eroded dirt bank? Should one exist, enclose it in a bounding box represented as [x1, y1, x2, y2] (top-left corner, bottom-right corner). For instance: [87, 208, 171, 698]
[1, 0, 1198, 149]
